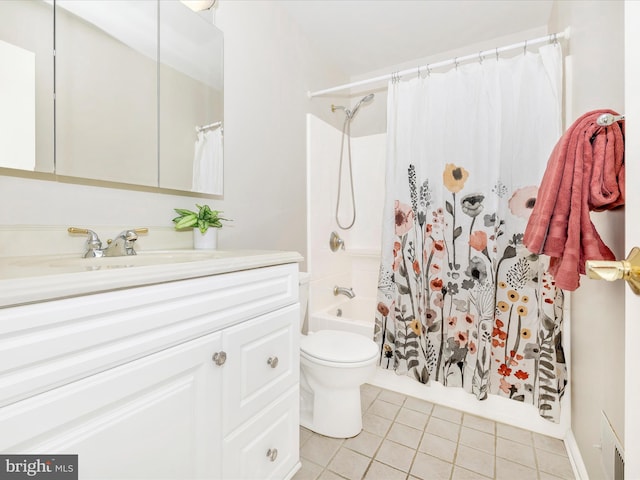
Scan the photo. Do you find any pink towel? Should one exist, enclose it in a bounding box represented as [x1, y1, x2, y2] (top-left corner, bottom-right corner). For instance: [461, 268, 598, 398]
[523, 109, 625, 291]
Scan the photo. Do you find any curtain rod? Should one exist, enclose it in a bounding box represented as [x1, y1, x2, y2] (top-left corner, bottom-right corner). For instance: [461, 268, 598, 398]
[307, 28, 570, 98]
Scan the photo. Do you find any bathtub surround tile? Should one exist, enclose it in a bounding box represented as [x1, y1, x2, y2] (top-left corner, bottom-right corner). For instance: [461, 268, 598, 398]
[299, 384, 574, 480]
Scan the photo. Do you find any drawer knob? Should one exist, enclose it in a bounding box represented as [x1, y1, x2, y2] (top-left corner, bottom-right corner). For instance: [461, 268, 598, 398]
[266, 448, 278, 462]
[267, 356, 279, 369]
[212, 351, 227, 366]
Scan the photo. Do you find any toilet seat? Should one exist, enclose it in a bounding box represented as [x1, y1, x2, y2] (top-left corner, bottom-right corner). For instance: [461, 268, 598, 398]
[300, 330, 378, 364]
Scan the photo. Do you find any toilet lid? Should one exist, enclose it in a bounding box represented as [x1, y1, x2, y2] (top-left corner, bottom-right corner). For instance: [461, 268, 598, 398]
[301, 330, 378, 363]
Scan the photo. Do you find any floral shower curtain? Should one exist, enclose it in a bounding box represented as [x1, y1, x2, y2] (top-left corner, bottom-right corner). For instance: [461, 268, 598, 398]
[375, 45, 567, 421]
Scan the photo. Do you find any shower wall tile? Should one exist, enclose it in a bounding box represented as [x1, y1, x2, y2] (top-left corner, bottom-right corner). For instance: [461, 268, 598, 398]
[308, 116, 386, 319]
[308, 114, 354, 312]
[350, 133, 386, 251]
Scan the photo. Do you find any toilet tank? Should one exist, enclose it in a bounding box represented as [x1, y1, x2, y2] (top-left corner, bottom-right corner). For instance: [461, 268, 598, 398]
[299, 272, 310, 333]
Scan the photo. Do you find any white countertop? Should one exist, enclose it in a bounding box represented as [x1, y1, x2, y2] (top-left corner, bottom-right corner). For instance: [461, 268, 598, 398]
[0, 249, 303, 308]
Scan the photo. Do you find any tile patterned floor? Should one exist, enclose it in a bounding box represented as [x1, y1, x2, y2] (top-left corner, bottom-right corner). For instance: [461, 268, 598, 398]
[294, 384, 575, 480]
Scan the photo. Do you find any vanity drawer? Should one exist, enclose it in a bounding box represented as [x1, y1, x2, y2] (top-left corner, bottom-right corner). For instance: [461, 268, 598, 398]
[222, 304, 299, 435]
[223, 386, 300, 480]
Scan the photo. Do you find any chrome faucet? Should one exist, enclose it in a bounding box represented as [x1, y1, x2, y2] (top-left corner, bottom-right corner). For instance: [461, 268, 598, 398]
[103, 229, 147, 256]
[68, 227, 148, 257]
[333, 285, 356, 299]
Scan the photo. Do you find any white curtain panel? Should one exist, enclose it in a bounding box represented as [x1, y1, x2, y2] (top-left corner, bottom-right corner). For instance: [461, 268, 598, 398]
[375, 45, 565, 421]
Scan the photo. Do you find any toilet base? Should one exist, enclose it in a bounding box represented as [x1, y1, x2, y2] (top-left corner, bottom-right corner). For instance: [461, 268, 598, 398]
[300, 385, 364, 438]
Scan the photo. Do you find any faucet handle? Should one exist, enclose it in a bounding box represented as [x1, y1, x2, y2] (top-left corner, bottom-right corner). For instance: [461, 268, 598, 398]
[68, 227, 102, 257]
[110, 228, 148, 241]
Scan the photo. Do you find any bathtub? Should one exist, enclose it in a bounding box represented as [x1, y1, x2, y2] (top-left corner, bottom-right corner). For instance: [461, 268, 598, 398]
[310, 297, 376, 338]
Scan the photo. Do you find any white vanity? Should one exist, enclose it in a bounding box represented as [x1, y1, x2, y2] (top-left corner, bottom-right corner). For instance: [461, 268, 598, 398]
[0, 249, 303, 480]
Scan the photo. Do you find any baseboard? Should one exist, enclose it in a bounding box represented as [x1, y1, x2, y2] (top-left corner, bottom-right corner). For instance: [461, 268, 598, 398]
[564, 430, 590, 480]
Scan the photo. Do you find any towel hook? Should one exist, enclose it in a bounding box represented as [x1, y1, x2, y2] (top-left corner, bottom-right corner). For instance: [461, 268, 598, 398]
[596, 113, 625, 127]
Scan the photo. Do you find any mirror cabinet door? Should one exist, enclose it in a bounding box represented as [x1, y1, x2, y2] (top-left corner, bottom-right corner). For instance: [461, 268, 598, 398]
[0, 1, 54, 174]
[54, 0, 158, 187]
[0, 1, 224, 194]
[159, 2, 224, 195]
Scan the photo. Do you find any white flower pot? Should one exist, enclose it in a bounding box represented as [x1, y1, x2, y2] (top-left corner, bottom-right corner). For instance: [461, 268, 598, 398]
[193, 228, 218, 250]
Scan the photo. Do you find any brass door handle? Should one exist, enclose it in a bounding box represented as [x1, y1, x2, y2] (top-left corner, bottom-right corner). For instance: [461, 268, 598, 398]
[586, 247, 640, 295]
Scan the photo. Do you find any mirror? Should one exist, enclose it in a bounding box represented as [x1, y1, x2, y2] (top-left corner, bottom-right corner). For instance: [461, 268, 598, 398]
[159, 2, 224, 195]
[0, 1, 54, 174]
[55, 0, 159, 186]
[0, 0, 224, 195]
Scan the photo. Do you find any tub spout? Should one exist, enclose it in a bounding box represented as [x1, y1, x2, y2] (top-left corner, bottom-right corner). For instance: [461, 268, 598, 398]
[333, 285, 356, 299]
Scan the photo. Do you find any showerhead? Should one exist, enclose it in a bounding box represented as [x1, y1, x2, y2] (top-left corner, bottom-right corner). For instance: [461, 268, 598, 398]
[331, 93, 375, 119]
[350, 93, 375, 118]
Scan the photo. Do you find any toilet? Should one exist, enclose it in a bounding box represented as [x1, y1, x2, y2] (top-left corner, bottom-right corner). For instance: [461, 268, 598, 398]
[298, 272, 378, 438]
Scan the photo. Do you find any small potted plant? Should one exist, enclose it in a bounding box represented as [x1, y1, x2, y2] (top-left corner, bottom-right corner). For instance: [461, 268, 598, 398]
[173, 204, 230, 249]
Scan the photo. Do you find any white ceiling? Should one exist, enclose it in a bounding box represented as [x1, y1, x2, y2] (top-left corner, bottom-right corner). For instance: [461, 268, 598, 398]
[278, 0, 555, 78]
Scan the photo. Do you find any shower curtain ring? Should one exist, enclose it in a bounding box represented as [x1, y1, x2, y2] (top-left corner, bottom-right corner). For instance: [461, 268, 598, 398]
[524, 40, 527, 54]
[454, 57, 459, 70]
[426, 64, 431, 77]
[495, 47, 499, 61]
[478, 52, 484, 64]
[553, 33, 558, 45]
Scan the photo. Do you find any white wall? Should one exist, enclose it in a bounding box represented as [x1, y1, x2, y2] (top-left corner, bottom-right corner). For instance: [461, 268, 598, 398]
[549, 2, 626, 478]
[0, 1, 348, 269]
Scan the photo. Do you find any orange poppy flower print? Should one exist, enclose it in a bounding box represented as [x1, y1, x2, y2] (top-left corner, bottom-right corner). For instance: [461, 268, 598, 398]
[469, 230, 487, 252]
[443, 163, 469, 193]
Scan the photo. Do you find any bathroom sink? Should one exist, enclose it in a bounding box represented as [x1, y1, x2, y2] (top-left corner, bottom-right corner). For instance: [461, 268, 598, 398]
[0, 248, 303, 308]
[6, 250, 227, 271]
